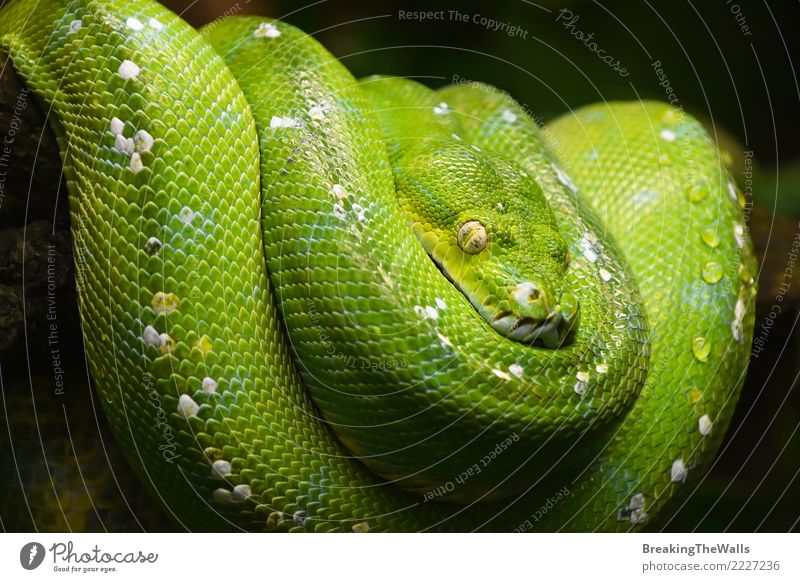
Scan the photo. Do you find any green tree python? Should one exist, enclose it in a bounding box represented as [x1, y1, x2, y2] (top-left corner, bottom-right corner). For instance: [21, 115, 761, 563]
[0, 0, 757, 532]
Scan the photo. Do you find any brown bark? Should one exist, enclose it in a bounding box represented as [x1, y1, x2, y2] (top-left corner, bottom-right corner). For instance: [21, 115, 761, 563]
[1, 54, 73, 352]
[0, 52, 66, 227]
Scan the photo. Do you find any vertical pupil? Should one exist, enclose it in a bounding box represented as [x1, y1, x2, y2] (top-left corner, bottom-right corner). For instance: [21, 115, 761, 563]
[458, 220, 487, 254]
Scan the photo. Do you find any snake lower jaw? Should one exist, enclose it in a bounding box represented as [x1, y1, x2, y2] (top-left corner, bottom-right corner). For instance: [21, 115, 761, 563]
[490, 305, 579, 348]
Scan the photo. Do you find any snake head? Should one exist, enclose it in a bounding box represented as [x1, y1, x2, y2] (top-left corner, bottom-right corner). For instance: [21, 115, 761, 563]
[395, 142, 579, 347]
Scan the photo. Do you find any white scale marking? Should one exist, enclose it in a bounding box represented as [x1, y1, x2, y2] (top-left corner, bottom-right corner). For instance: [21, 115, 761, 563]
[118, 59, 140, 80]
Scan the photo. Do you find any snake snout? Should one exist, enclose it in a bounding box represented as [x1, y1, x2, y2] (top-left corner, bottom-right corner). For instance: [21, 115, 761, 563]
[510, 281, 553, 321]
[493, 282, 580, 348]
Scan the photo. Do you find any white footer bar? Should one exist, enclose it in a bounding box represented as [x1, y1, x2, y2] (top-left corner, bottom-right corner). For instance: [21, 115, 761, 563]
[0, 533, 796, 581]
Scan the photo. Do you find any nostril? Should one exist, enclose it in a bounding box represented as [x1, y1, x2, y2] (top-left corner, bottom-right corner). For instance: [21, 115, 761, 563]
[511, 282, 552, 320]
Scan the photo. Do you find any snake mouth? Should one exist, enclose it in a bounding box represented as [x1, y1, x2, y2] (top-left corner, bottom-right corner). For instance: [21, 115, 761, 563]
[490, 284, 580, 348]
[490, 305, 579, 348]
[431, 256, 581, 348]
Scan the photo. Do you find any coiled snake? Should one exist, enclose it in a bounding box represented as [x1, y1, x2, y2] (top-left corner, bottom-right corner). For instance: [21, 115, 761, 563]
[0, 0, 757, 532]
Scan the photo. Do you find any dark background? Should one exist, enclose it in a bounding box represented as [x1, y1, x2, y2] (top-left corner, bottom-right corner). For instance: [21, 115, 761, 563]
[1, 0, 798, 532]
[171, 1, 798, 162]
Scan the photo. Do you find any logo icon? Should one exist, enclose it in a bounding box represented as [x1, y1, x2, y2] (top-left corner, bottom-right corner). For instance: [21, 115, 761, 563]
[19, 542, 46, 570]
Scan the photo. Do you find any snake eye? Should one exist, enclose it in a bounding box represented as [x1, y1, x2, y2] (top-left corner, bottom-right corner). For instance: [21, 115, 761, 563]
[457, 220, 488, 254]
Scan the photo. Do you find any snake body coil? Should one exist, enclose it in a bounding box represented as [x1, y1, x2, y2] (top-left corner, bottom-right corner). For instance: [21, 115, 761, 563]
[0, 0, 757, 532]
